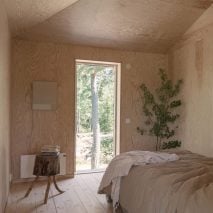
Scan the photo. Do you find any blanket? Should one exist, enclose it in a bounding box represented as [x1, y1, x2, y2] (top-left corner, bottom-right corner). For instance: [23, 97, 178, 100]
[98, 151, 179, 207]
[118, 151, 213, 213]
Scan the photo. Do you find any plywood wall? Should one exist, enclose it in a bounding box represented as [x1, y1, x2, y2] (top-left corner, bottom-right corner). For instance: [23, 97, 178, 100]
[169, 6, 213, 157]
[0, 1, 11, 212]
[11, 39, 167, 180]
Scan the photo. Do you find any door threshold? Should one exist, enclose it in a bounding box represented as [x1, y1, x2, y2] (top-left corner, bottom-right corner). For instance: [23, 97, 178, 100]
[75, 169, 105, 175]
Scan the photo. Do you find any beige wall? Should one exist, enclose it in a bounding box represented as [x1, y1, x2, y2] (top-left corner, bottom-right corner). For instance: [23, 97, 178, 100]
[169, 6, 213, 157]
[11, 39, 167, 179]
[0, 1, 11, 212]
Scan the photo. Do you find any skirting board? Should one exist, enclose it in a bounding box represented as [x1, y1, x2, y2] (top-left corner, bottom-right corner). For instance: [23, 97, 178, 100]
[12, 174, 74, 184]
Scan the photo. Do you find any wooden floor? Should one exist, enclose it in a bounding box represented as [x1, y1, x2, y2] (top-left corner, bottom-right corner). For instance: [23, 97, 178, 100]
[5, 173, 113, 213]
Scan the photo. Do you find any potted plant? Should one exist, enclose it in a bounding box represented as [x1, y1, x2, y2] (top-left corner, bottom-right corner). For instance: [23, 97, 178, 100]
[137, 69, 183, 151]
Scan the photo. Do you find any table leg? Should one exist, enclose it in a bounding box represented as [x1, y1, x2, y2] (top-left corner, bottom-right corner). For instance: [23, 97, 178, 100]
[25, 176, 39, 197]
[44, 176, 51, 204]
[53, 175, 64, 193]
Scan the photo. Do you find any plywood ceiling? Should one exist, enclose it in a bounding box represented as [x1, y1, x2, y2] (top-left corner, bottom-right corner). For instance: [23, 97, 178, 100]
[185, 4, 213, 36]
[5, 0, 213, 53]
[4, 0, 79, 34]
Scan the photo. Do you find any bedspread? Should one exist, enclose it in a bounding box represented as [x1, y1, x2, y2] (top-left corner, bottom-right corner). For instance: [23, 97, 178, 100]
[100, 150, 213, 213]
[98, 151, 179, 207]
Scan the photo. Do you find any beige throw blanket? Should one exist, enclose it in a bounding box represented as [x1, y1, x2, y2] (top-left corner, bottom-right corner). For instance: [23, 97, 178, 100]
[100, 151, 213, 213]
[98, 151, 179, 207]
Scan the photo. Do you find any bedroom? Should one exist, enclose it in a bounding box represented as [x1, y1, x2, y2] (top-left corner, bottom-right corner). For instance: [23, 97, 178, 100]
[1, 0, 213, 212]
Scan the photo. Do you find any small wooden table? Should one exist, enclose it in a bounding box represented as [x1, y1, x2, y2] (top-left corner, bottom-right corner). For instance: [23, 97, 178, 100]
[25, 153, 64, 204]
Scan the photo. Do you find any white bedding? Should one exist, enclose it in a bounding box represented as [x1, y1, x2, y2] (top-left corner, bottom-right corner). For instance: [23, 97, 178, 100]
[98, 151, 179, 208]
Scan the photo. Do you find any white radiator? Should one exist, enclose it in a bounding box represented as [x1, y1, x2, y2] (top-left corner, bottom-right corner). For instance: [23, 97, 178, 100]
[20, 153, 66, 178]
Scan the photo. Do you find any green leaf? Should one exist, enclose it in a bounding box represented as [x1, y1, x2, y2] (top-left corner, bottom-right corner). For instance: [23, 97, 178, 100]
[162, 140, 181, 149]
[137, 68, 183, 151]
[170, 100, 181, 108]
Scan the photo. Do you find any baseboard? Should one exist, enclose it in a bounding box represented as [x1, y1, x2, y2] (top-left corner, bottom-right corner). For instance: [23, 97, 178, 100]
[12, 174, 74, 183]
[75, 169, 105, 175]
[4, 196, 8, 213]
[4, 185, 10, 213]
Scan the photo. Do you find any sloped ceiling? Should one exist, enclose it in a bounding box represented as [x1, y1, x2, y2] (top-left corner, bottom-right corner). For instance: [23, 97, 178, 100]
[185, 4, 213, 36]
[5, 0, 213, 53]
[4, 0, 79, 34]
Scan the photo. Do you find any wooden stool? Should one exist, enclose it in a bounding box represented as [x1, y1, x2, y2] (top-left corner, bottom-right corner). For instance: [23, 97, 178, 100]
[25, 154, 64, 204]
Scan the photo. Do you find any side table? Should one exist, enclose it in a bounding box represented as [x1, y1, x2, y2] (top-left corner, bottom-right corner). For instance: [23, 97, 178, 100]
[25, 153, 64, 204]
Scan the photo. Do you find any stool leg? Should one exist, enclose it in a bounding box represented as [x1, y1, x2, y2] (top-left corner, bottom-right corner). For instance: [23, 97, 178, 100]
[44, 176, 51, 204]
[53, 175, 64, 193]
[25, 176, 39, 197]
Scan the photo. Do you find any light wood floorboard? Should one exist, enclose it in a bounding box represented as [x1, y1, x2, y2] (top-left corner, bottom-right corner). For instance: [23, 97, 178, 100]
[5, 173, 113, 213]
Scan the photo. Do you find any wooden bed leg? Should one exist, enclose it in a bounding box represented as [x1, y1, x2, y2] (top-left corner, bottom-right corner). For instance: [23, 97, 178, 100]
[106, 194, 113, 203]
[24, 176, 39, 197]
[115, 206, 123, 213]
[53, 175, 64, 193]
[44, 176, 51, 204]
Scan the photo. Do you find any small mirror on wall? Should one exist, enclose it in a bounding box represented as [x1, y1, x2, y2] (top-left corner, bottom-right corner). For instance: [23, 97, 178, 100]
[32, 81, 58, 110]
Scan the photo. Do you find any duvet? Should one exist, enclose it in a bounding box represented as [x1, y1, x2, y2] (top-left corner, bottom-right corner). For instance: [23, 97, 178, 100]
[99, 150, 213, 213]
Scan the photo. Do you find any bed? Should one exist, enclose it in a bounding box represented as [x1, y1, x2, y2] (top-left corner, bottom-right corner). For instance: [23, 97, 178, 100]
[99, 150, 213, 213]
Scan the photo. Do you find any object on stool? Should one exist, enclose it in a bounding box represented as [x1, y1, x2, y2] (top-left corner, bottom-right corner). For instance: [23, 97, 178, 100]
[25, 153, 64, 204]
[41, 145, 60, 154]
